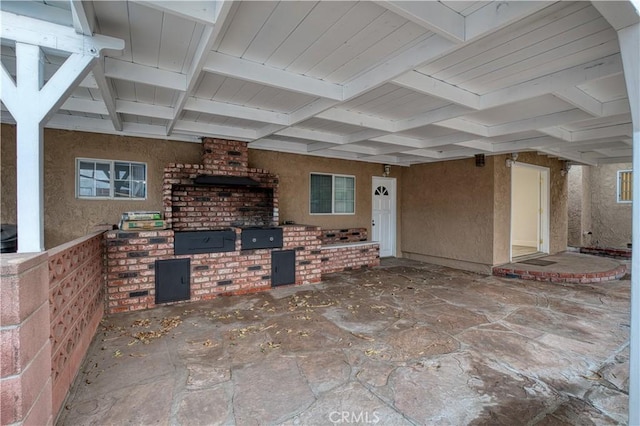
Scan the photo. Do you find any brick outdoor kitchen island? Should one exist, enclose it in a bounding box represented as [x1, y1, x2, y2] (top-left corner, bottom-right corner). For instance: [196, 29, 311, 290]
[104, 139, 379, 314]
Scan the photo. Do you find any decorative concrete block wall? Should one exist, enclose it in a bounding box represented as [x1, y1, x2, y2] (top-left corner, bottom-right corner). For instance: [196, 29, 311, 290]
[0, 252, 52, 425]
[48, 232, 105, 415]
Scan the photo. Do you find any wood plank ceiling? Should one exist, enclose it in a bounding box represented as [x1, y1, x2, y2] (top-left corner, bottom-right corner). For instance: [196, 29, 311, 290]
[0, 0, 635, 166]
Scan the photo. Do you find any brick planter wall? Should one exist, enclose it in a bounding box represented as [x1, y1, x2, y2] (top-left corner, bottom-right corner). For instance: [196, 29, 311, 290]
[320, 243, 380, 274]
[104, 226, 323, 313]
[319, 228, 368, 245]
[579, 246, 631, 260]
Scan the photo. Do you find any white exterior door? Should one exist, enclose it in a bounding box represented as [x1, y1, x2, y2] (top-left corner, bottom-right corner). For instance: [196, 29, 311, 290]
[372, 177, 396, 257]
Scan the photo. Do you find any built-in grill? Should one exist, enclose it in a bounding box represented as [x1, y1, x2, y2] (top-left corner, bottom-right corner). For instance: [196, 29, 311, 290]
[241, 227, 283, 250]
[174, 229, 236, 255]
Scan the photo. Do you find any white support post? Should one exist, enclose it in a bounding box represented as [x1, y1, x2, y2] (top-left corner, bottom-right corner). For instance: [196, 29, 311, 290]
[618, 21, 639, 426]
[15, 44, 46, 252]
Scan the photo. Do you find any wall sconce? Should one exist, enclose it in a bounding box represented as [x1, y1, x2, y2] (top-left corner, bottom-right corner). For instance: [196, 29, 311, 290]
[383, 164, 391, 177]
[505, 152, 518, 168]
[475, 154, 485, 167]
[560, 161, 572, 176]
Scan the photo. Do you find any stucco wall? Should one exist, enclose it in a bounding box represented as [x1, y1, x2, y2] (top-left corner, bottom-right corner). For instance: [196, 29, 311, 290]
[400, 157, 496, 272]
[248, 149, 402, 252]
[1, 125, 402, 250]
[1, 125, 202, 248]
[568, 165, 585, 247]
[400, 153, 568, 272]
[589, 163, 632, 248]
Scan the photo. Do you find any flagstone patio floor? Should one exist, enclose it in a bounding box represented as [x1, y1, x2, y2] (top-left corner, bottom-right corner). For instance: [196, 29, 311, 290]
[58, 257, 630, 425]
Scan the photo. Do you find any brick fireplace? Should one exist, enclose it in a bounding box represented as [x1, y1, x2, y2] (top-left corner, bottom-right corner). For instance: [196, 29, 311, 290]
[163, 138, 279, 230]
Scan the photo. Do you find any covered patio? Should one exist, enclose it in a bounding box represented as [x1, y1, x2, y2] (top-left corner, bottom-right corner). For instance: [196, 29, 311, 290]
[59, 258, 630, 425]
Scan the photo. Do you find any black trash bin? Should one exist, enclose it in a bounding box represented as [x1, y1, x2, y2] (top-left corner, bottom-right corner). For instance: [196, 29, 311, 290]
[0, 224, 17, 253]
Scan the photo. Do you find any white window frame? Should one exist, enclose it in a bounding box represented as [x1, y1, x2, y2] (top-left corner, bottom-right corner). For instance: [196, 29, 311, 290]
[309, 173, 356, 215]
[617, 169, 633, 203]
[76, 158, 148, 200]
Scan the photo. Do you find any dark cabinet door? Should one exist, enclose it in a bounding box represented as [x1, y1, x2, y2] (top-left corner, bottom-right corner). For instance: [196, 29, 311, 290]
[271, 250, 295, 287]
[155, 259, 190, 304]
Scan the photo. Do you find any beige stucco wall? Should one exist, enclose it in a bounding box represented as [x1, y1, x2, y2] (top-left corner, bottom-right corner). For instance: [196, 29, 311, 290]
[248, 149, 402, 252]
[401, 153, 568, 272]
[400, 156, 496, 272]
[1, 125, 402, 250]
[1, 125, 202, 248]
[589, 163, 632, 248]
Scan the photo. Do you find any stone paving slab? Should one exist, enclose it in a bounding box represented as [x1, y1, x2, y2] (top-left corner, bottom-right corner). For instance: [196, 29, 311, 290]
[58, 258, 629, 425]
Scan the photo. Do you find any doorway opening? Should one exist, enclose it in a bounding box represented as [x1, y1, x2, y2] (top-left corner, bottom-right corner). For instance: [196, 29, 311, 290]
[510, 163, 550, 261]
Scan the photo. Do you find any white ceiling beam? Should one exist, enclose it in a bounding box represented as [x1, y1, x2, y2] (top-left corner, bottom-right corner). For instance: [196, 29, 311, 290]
[0, 63, 17, 115]
[35, 113, 200, 142]
[93, 61, 122, 131]
[116, 100, 174, 120]
[540, 127, 573, 142]
[69, 0, 95, 35]
[0, 56, 98, 89]
[343, 34, 456, 99]
[480, 54, 623, 109]
[104, 58, 186, 91]
[392, 72, 480, 109]
[492, 136, 564, 152]
[370, 134, 430, 149]
[454, 140, 495, 152]
[592, 1, 640, 31]
[173, 120, 256, 141]
[538, 148, 598, 166]
[254, 99, 341, 140]
[488, 109, 592, 137]
[596, 156, 634, 164]
[0, 11, 123, 55]
[375, 1, 465, 43]
[395, 104, 473, 132]
[402, 148, 444, 159]
[61, 97, 108, 115]
[204, 52, 343, 101]
[316, 108, 394, 132]
[133, 0, 218, 26]
[184, 98, 288, 125]
[465, 2, 550, 41]
[276, 127, 346, 145]
[166, 0, 235, 135]
[345, 129, 389, 144]
[603, 98, 632, 116]
[553, 88, 603, 117]
[433, 118, 489, 136]
[571, 123, 633, 141]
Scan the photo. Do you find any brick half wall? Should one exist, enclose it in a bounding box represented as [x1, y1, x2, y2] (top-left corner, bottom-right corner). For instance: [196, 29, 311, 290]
[320, 243, 380, 274]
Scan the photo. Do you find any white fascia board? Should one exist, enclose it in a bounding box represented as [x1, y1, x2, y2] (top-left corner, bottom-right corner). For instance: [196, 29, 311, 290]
[104, 57, 186, 91]
[204, 52, 344, 101]
[375, 1, 465, 43]
[596, 155, 634, 164]
[538, 148, 598, 166]
[0, 11, 123, 55]
[184, 98, 289, 125]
